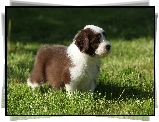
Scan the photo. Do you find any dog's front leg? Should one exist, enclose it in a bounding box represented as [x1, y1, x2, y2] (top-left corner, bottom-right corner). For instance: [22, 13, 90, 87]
[87, 80, 96, 94]
[65, 83, 77, 96]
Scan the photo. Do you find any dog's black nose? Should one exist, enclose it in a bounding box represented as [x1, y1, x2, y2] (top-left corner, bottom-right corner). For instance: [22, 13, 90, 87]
[106, 45, 111, 50]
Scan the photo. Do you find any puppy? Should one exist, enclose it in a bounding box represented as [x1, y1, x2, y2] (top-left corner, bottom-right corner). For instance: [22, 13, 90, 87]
[27, 25, 111, 95]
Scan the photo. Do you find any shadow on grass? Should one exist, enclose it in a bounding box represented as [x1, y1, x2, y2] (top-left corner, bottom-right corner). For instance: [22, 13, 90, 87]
[8, 40, 71, 56]
[7, 8, 154, 43]
[94, 82, 154, 101]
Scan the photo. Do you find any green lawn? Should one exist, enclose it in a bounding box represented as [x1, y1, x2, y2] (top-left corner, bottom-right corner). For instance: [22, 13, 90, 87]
[7, 38, 154, 115]
[7, 8, 154, 115]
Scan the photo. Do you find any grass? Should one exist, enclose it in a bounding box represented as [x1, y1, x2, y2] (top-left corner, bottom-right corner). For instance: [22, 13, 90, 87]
[6, 7, 154, 115]
[7, 38, 154, 115]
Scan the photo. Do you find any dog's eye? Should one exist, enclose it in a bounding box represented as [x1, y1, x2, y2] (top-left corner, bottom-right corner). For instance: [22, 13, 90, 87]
[96, 37, 100, 42]
[102, 32, 106, 37]
[95, 38, 99, 42]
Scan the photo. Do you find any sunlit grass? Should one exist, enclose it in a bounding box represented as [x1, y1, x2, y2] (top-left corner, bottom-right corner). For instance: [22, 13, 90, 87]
[7, 38, 154, 115]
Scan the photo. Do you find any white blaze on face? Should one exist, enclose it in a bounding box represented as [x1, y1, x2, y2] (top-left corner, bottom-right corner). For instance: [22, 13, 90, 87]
[95, 40, 111, 57]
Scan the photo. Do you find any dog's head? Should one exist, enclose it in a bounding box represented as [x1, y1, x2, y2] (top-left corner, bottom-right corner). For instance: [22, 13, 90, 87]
[74, 25, 111, 57]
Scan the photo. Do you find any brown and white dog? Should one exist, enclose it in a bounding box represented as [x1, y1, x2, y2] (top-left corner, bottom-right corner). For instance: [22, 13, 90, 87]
[27, 25, 111, 95]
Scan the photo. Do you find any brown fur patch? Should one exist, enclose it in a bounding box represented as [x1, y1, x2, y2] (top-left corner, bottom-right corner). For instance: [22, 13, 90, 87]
[74, 28, 102, 56]
[29, 45, 72, 89]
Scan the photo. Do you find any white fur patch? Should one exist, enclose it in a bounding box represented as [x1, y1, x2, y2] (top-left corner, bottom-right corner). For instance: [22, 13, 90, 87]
[66, 25, 111, 94]
[66, 43, 101, 94]
[84, 25, 104, 33]
[27, 78, 39, 89]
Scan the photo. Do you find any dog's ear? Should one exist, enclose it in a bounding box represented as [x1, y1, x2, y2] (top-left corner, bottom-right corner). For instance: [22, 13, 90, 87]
[74, 29, 89, 53]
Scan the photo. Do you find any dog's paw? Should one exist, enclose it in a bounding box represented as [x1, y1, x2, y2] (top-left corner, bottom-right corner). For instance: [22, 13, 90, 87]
[27, 78, 39, 90]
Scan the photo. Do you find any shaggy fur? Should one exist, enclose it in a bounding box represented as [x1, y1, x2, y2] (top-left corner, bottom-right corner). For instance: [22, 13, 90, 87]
[27, 25, 111, 94]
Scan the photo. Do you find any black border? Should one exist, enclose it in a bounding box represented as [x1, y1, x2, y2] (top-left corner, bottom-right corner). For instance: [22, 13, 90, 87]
[5, 6, 156, 116]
